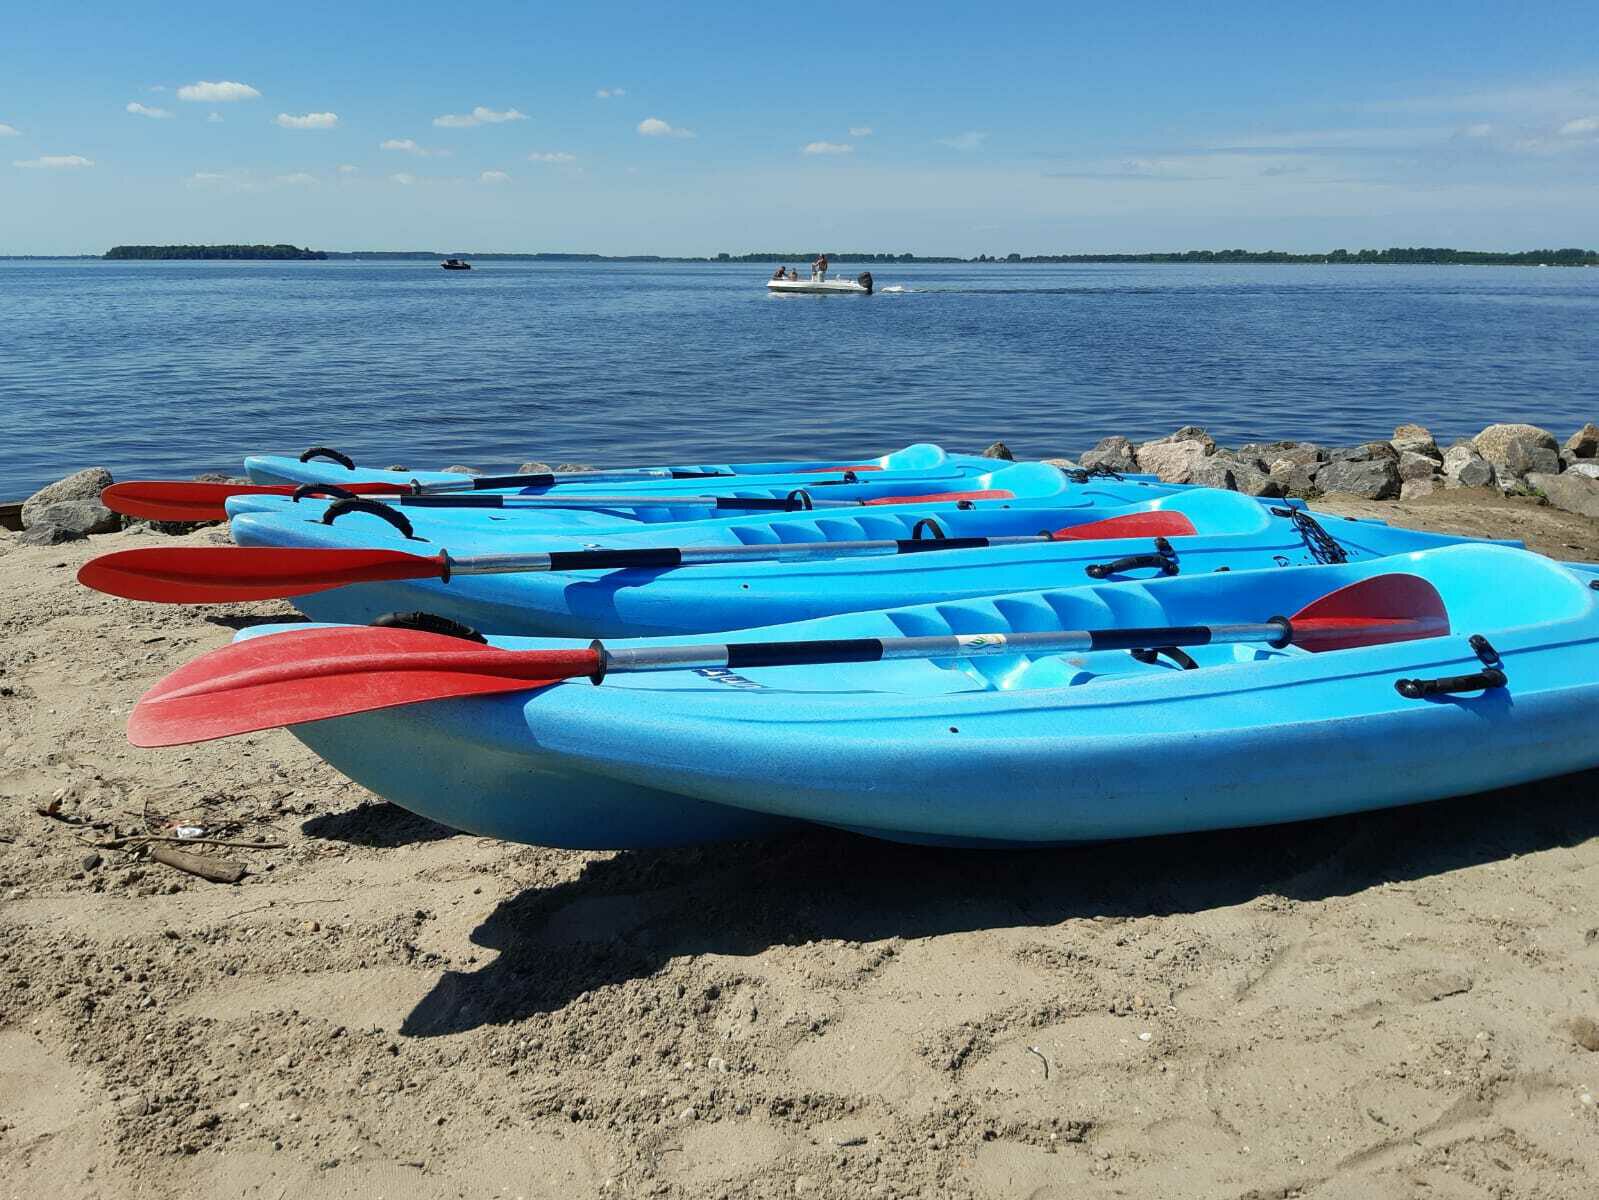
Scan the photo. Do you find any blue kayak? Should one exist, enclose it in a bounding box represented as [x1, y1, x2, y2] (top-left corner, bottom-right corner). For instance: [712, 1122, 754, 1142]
[227, 487, 1515, 636]
[244, 543, 1599, 849]
[245, 442, 998, 488]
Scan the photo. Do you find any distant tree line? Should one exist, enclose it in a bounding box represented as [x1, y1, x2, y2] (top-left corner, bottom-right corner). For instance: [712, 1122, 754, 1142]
[104, 244, 328, 260]
[998, 247, 1599, 266]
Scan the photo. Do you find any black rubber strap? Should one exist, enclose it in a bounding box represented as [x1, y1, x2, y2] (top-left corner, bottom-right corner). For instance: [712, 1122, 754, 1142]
[291, 483, 360, 504]
[1395, 668, 1507, 699]
[370, 611, 486, 643]
[669, 469, 733, 479]
[299, 446, 355, 470]
[322, 497, 417, 539]
[546, 547, 684, 571]
[911, 518, 946, 541]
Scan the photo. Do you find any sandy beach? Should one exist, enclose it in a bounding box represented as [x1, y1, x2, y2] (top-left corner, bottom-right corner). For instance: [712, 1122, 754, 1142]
[3, 487, 1599, 1199]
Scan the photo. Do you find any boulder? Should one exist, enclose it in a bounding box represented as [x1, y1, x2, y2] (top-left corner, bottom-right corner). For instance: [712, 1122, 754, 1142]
[1564, 423, 1599, 460]
[1078, 436, 1139, 473]
[554, 463, 598, 473]
[1400, 478, 1438, 501]
[21, 467, 117, 532]
[1498, 436, 1561, 480]
[1268, 461, 1321, 498]
[1326, 441, 1399, 464]
[383, 464, 411, 473]
[1442, 444, 1494, 489]
[1473, 423, 1557, 466]
[1253, 442, 1325, 470]
[1228, 463, 1284, 498]
[517, 461, 554, 475]
[980, 441, 1015, 461]
[1135, 428, 1216, 484]
[27, 499, 122, 538]
[1390, 423, 1440, 460]
[1527, 472, 1599, 520]
[1565, 461, 1599, 481]
[1188, 459, 1237, 491]
[1205, 453, 1283, 497]
[441, 465, 483, 475]
[1315, 458, 1401, 500]
[1397, 451, 1439, 482]
[17, 521, 88, 546]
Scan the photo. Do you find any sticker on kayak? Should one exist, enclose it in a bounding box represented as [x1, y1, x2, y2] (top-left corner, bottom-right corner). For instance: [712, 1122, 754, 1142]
[694, 667, 767, 690]
[954, 634, 1010, 652]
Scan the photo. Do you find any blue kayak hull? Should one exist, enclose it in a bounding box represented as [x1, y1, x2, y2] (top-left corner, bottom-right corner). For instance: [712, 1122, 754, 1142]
[242, 544, 1599, 849]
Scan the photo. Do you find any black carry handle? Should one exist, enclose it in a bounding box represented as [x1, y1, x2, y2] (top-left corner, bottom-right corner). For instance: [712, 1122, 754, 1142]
[1085, 537, 1178, 580]
[292, 483, 361, 504]
[1394, 633, 1507, 699]
[322, 497, 418, 540]
[370, 611, 486, 643]
[298, 446, 356, 470]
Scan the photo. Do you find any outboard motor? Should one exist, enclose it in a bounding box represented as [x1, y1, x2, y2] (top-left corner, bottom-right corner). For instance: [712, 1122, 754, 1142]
[858, 271, 874, 294]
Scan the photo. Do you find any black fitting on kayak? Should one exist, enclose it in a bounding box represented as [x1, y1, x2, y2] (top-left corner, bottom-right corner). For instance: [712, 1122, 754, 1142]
[299, 446, 355, 470]
[1130, 646, 1199, 671]
[322, 496, 418, 541]
[370, 611, 486, 643]
[1394, 633, 1507, 699]
[785, 489, 814, 511]
[1065, 463, 1125, 483]
[586, 639, 610, 684]
[1264, 617, 1293, 649]
[1085, 537, 1179, 580]
[911, 518, 946, 541]
[291, 482, 360, 504]
[1271, 506, 1348, 565]
[1590, 579, 1599, 590]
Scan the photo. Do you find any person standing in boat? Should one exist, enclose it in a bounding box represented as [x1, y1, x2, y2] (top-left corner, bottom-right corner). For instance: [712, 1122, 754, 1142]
[812, 252, 829, 281]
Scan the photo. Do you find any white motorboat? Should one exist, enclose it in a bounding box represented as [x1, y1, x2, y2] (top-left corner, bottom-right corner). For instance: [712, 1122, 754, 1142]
[767, 271, 873, 295]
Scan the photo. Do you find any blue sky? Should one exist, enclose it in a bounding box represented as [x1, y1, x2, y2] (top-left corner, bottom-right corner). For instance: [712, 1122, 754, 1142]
[3, 1, 1597, 254]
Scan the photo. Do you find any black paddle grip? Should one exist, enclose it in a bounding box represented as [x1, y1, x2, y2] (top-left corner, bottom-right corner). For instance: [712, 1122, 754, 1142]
[475, 473, 554, 489]
[322, 497, 417, 540]
[299, 446, 355, 470]
[894, 537, 992, 555]
[400, 494, 505, 508]
[726, 638, 885, 668]
[546, 548, 684, 571]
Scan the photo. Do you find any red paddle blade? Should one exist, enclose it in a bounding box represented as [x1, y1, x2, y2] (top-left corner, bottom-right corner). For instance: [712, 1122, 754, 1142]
[1289, 573, 1450, 651]
[79, 546, 445, 603]
[128, 626, 600, 747]
[101, 480, 404, 522]
[1051, 510, 1199, 541]
[862, 489, 1013, 506]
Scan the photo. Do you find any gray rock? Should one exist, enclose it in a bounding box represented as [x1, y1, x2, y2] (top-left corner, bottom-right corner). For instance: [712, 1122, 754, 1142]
[1078, 436, 1138, 473]
[28, 499, 122, 537]
[1527, 472, 1599, 519]
[1474, 423, 1556, 465]
[1565, 423, 1599, 460]
[1442, 444, 1494, 488]
[1498, 436, 1561, 480]
[1229, 463, 1284, 498]
[1492, 464, 1533, 494]
[17, 522, 87, 546]
[1400, 478, 1438, 501]
[980, 441, 1015, 461]
[440, 465, 483, 475]
[1268, 461, 1321, 498]
[516, 461, 554, 475]
[1327, 441, 1399, 464]
[1391, 423, 1440, 460]
[1397, 450, 1440, 482]
[1135, 429, 1216, 483]
[1315, 458, 1400, 500]
[383, 464, 411, 473]
[554, 463, 598, 473]
[1206, 454, 1283, 497]
[1188, 459, 1237, 491]
[1250, 442, 1325, 470]
[22, 467, 115, 530]
[1566, 462, 1599, 481]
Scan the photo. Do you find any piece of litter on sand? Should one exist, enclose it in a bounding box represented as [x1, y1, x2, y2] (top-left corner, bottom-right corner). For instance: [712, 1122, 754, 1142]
[175, 826, 206, 839]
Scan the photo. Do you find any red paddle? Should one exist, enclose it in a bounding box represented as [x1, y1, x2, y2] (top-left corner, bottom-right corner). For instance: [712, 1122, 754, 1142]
[127, 573, 1450, 748]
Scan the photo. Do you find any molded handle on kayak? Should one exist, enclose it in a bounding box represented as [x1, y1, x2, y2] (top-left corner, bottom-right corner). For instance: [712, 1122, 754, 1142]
[1394, 667, 1507, 698]
[322, 497, 417, 540]
[299, 446, 356, 470]
[292, 483, 361, 504]
[1084, 538, 1179, 580]
[370, 610, 486, 643]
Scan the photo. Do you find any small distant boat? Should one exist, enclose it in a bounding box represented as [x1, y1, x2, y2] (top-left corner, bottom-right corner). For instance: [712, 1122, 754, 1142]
[768, 271, 873, 295]
[440, 258, 472, 271]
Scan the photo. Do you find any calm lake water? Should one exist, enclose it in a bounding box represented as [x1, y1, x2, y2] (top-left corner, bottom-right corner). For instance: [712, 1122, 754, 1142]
[2, 259, 1597, 497]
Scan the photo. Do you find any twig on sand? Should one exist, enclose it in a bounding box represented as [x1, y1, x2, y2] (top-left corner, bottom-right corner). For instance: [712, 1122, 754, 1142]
[147, 842, 246, 884]
[1027, 1045, 1051, 1080]
[78, 834, 287, 851]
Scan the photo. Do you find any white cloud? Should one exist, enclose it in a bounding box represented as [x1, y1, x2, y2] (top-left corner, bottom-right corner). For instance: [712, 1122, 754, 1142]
[638, 116, 693, 138]
[186, 170, 255, 191]
[276, 172, 317, 185]
[0, 123, 20, 137]
[337, 163, 358, 174]
[1560, 115, 1599, 136]
[14, 154, 94, 168]
[596, 87, 627, 99]
[207, 112, 223, 124]
[276, 111, 338, 130]
[938, 131, 988, 151]
[389, 172, 417, 185]
[380, 138, 448, 157]
[1462, 122, 1494, 138]
[433, 106, 528, 128]
[126, 102, 173, 119]
[803, 141, 853, 156]
[528, 151, 576, 163]
[849, 126, 873, 137]
[177, 80, 260, 103]
[480, 169, 511, 183]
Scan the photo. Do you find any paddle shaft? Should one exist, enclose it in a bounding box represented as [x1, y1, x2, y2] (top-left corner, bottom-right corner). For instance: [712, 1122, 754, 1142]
[396, 490, 990, 512]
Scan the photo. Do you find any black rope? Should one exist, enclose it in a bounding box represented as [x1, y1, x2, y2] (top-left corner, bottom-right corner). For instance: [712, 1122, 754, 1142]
[1272, 506, 1348, 565]
[1066, 463, 1126, 483]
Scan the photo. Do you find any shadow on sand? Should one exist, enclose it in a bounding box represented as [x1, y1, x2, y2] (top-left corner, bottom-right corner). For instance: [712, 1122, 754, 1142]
[302, 801, 458, 848]
[395, 766, 1599, 1037]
